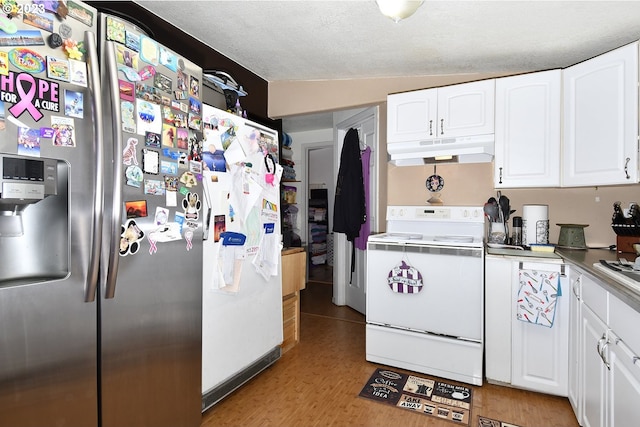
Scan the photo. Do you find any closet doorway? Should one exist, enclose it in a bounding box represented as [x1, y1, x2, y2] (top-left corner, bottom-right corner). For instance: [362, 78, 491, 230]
[306, 145, 334, 284]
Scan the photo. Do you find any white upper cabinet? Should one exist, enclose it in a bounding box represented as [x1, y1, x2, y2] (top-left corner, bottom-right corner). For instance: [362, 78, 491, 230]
[495, 70, 562, 188]
[387, 89, 437, 143]
[436, 79, 495, 139]
[387, 80, 494, 143]
[562, 42, 639, 187]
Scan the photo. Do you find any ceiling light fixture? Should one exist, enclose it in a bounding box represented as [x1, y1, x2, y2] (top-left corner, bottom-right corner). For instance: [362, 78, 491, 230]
[376, 0, 424, 23]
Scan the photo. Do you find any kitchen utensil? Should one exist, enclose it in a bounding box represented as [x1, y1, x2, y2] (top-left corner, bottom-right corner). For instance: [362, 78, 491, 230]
[499, 195, 510, 222]
[484, 202, 499, 222]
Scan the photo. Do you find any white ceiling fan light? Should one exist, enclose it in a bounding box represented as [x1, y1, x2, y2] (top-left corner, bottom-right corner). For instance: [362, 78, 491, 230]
[376, 0, 425, 23]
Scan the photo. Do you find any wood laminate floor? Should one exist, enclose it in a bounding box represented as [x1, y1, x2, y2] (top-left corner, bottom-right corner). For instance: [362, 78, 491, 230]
[201, 281, 579, 427]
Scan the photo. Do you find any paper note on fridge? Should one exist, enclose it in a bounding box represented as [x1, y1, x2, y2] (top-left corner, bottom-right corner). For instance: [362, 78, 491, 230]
[223, 139, 246, 165]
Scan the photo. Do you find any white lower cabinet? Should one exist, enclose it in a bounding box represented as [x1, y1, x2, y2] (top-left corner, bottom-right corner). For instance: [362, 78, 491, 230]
[568, 270, 583, 425]
[607, 330, 640, 427]
[485, 256, 513, 383]
[569, 266, 640, 427]
[485, 255, 568, 396]
[581, 303, 607, 427]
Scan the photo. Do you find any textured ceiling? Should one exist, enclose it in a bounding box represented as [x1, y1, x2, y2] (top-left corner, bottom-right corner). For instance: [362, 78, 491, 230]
[134, 0, 640, 131]
[136, 0, 640, 81]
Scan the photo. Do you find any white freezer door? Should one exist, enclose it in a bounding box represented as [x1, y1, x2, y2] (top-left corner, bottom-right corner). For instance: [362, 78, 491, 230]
[366, 243, 483, 340]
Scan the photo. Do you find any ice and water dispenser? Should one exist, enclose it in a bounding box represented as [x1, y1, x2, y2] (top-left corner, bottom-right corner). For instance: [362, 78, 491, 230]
[0, 154, 69, 286]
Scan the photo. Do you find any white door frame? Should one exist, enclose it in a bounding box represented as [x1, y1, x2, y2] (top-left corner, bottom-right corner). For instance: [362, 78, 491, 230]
[333, 106, 379, 307]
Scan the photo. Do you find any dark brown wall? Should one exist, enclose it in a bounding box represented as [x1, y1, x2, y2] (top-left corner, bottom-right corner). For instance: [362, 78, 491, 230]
[87, 1, 280, 133]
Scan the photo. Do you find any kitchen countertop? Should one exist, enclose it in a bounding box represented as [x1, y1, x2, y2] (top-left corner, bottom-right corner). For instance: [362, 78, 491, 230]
[556, 247, 640, 313]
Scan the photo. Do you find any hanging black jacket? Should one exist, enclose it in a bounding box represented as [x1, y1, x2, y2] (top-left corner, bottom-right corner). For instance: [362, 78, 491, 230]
[333, 127, 366, 242]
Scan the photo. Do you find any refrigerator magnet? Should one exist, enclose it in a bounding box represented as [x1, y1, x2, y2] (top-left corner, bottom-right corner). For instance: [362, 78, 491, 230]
[120, 100, 136, 133]
[145, 131, 161, 147]
[125, 31, 140, 52]
[63, 90, 83, 119]
[119, 219, 145, 256]
[139, 35, 159, 66]
[122, 137, 139, 165]
[125, 165, 143, 188]
[189, 76, 199, 98]
[9, 48, 46, 73]
[119, 80, 135, 102]
[182, 192, 201, 221]
[105, 16, 125, 43]
[155, 207, 169, 225]
[159, 46, 177, 72]
[69, 59, 88, 87]
[0, 51, 8, 75]
[116, 45, 138, 69]
[155, 73, 172, 92]
[125, 200, 148, 219]
[24, 10, 54, 32]
[58, 24, 73, 40]
[144, 179, 165, 196]
[138, 65, 156, 82]
[179, 171, 197, 188]
[142, 148, 159, 174]
[68, 1, 94, 27]
[46, 56, 70, 82]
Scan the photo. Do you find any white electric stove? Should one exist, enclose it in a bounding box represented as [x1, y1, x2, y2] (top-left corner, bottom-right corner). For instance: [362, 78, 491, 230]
[366, 206, 486, 386]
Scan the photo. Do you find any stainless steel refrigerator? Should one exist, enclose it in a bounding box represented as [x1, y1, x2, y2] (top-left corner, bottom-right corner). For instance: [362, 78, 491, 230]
[0, 3, 202, 426]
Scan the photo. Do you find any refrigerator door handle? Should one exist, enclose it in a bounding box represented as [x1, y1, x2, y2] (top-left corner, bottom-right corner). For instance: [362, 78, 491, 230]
[104, 40, 123, 299]
[85, 30, 104, 303]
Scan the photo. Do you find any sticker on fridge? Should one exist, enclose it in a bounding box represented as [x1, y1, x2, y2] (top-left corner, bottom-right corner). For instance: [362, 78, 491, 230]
[116, 45, 138, 69]
[51, 116, 75, 147]
[47, 56, 70, 82]
[159, 46, 177, 71]
[139, 35, 159, 65]
[105, 15, 125, 42]
[68, 1, 95, 27]
[17, 126, 40, 156]
[136, 99, 161, 136]
[120, 100, 136, 133]
[64, 89, 83, 119]
[0, 30, 44, 47]
[125, 31, 140, 52]
[69, 59, 88, 87]
[23, 10, 54, 32]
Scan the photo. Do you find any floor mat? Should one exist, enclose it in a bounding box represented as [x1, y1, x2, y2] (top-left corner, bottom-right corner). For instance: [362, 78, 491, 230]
[477, 415, 522, 427]
[359, 368, 473, 425]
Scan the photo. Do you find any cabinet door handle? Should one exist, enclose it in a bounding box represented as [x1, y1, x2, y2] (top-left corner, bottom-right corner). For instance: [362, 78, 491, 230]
[498, 167, 503, 184]
[597, 333, 606, 357]
[440, 118, 444, 135]
[601, 340, 611, 370]
[429, 120, 433, 136]
[624, 157, 630, 179]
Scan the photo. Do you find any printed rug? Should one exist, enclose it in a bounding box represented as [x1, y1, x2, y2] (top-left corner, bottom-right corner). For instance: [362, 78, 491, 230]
[358, 368, 473, 425]
[477, 415, 522, 427]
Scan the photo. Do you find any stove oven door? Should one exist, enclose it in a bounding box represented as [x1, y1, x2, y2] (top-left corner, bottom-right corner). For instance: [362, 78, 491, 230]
[366, 242, 483, 341]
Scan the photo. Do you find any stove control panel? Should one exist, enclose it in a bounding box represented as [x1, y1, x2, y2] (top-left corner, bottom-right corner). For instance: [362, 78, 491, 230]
[387, 206, 483, 222]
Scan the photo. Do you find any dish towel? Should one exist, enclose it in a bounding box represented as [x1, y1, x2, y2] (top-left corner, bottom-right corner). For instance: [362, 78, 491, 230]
[516, 269, 562, 327]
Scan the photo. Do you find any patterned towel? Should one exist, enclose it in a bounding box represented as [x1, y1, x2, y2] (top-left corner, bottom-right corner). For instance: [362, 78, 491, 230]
[516, 269, 561, 327]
